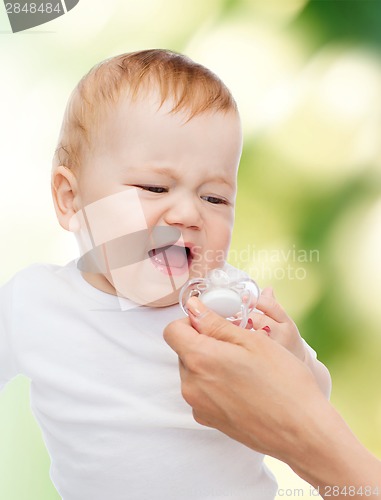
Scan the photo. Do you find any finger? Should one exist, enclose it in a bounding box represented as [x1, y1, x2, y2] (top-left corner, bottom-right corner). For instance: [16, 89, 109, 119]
[245, 318, 254, 330]
[260, 286, 275, 298]
[255, 294, 290, 323]
[186, 297, 249, 347]
[164, 317, 201, 359]
[248, 312, 275, 333]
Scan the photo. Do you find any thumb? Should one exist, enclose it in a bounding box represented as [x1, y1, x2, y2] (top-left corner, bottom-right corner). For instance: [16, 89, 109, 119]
[186, 297, 248, 346]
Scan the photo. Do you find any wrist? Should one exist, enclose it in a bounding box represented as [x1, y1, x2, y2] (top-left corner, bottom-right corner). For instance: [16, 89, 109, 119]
[287, 400, 381, 496]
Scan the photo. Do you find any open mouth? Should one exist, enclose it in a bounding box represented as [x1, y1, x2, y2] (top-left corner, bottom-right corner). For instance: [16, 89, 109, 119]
[148, 244, 192, 275]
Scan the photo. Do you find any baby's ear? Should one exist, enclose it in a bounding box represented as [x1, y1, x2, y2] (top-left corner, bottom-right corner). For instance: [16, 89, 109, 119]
[51, 165, 79, 231]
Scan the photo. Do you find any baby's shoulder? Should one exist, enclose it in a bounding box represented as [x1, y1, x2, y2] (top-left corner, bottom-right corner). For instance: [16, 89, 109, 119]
[11, 262, 66, 284]
[2, 261, 74, 300]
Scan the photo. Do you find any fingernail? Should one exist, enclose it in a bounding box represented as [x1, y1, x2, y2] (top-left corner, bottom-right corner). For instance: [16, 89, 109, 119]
[247, 318, 253, 329]
[187, 297, 208, 318]
[261, 325, 271, 336]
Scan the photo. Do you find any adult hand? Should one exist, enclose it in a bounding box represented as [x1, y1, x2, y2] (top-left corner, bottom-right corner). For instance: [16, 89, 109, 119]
[164, 297, 381, 499]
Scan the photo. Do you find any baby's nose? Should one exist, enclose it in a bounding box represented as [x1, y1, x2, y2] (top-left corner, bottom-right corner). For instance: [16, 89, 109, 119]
[164, 195, 202, 230]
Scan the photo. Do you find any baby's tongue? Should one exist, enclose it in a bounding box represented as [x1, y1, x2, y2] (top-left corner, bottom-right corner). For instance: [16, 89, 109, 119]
[151, 245, 187, 268]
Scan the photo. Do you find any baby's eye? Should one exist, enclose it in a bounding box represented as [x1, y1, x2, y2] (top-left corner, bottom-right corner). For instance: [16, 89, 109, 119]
[136, 185, 168, 194]
[201, 195, 228, 205]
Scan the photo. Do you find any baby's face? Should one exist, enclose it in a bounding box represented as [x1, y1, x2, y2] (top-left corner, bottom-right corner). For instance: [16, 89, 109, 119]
[72, 92, 242, 307]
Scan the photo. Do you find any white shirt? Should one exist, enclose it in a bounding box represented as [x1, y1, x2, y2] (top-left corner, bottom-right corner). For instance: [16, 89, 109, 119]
[0, 262, 278, 499]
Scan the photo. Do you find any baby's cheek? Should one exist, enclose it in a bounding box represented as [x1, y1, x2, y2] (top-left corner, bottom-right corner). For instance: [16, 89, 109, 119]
[217, 225, 233, 253]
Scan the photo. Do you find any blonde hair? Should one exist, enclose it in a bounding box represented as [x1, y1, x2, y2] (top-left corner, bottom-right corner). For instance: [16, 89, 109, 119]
[53, 49, 238, 170]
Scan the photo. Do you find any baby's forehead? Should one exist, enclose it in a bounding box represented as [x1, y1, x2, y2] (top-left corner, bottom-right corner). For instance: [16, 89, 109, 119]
[89, 96, 241, 184]
[96, 89, 240, 145]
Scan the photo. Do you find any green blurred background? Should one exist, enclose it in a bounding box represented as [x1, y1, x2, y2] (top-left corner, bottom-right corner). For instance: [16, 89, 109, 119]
[1, 0, 380, 498]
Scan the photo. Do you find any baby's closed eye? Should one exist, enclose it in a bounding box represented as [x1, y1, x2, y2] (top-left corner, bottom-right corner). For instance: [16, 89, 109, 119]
[201, 195, 229, 205]
[134, 185, 168, 193]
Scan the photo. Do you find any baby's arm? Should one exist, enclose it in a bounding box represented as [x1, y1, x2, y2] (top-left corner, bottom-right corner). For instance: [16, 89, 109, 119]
[248, 287, 332, 399]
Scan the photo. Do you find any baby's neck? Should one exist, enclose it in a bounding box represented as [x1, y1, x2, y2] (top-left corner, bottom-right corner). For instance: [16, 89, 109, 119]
[81, 271, 117, 296]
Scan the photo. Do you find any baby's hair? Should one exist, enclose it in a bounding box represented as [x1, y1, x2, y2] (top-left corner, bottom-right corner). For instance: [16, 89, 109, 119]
[53, 49, 237, 170]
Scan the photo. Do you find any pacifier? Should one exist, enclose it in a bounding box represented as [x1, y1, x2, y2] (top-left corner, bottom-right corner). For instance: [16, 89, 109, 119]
[179, 268, 260, 328]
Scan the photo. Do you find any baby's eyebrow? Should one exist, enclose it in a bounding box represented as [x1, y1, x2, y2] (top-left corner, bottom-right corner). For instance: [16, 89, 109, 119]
[130, 166, 235, 187]
[126, 166, 178, 179]
[207, 175, 234, 185]
[141, 166, 178, 178]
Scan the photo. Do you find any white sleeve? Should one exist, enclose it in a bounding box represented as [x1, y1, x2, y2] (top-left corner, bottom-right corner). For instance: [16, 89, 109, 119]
[0, 278, 18, 391]
[302, 337, 317, 359]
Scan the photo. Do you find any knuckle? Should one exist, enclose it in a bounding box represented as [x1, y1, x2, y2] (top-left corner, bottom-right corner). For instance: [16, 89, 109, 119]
[249, 312, 266, 328]
[182, 350, 207, 374]
[181, 380, 196, 406]
[192, 410, 209, 427]
[163, 319, 178, 340]
[207, 314, 232, 339]
[162, 325, 172, 343]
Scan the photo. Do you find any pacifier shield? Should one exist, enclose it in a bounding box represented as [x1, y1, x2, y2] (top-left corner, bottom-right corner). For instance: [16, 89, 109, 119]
[179, 267, 260, 328]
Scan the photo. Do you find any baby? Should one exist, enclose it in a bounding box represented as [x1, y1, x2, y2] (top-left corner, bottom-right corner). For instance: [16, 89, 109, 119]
[0, 49, 330, 499]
